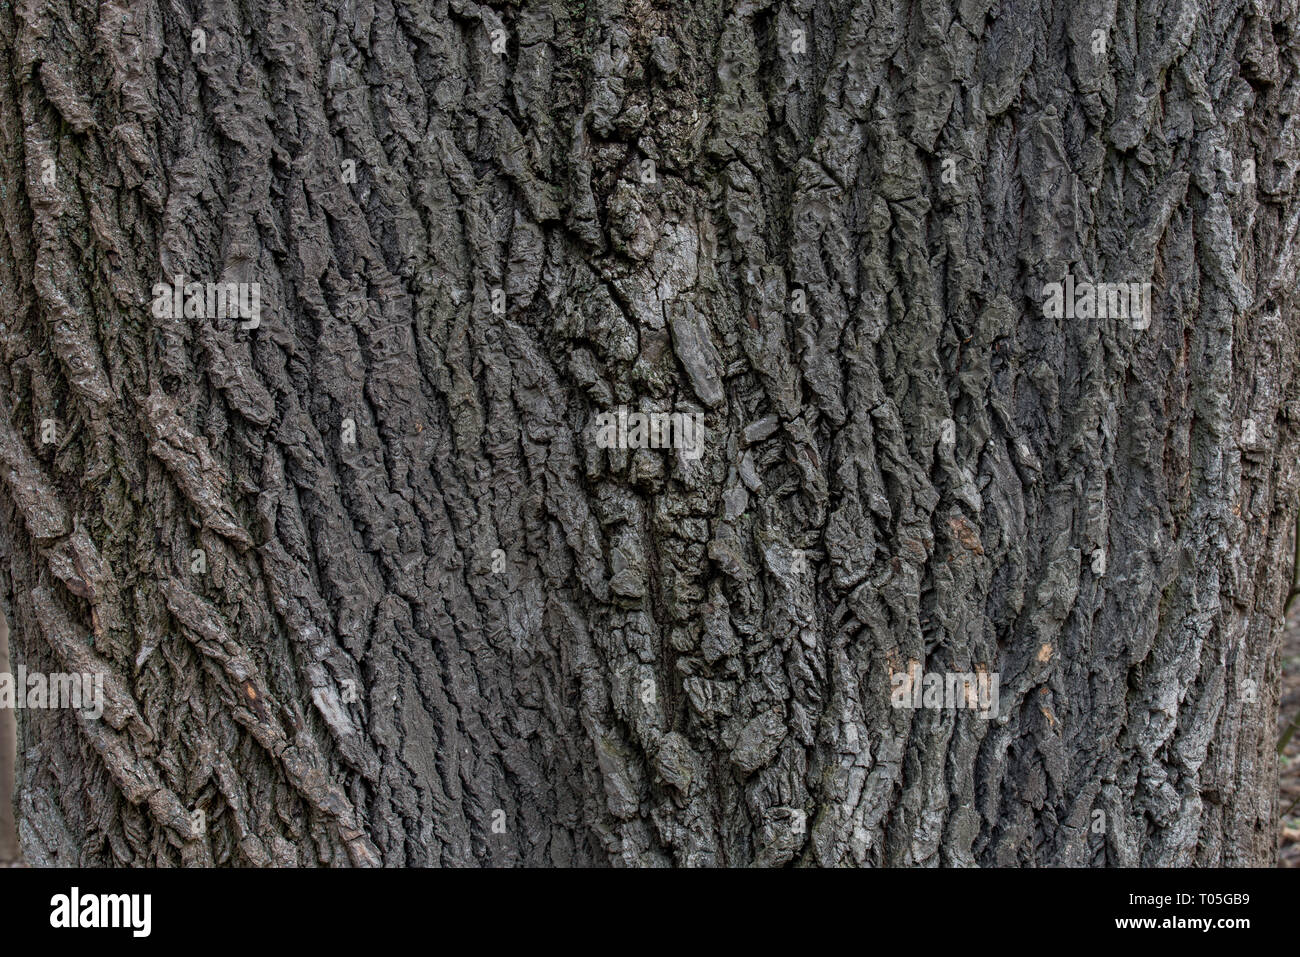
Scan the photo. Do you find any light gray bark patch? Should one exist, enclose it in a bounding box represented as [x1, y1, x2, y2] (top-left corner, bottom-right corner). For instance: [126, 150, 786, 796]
[668, 301, 725, 408]
[730, 710, 787, 775]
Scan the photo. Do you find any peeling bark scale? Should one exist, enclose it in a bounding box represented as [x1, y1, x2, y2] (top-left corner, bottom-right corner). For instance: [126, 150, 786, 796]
[1, 0, 1299, 867]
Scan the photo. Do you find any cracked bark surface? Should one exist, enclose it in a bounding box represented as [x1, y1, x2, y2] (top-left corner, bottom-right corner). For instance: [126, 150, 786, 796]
[1, 0, 1299, 866]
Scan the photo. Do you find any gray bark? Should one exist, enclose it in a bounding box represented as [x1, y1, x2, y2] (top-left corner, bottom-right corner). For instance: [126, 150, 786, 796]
[0, 610, 17, 861]
[1, 0, 1298, 866]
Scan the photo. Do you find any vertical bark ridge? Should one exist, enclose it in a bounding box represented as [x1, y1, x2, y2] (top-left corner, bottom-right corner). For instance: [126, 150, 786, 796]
[0, 0, 1297, 866]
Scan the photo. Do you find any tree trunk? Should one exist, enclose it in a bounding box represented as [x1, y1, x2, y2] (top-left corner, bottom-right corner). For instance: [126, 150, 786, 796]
[0, 610, 18, 861]
[1, 0, 1298, 867]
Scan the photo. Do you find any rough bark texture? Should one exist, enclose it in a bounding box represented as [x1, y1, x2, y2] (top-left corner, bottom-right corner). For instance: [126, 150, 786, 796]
[1, 0, 1299, 867]
[0, 610, 17, 861]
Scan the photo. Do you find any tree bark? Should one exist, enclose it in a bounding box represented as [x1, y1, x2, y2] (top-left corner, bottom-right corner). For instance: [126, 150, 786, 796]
[1, 0, 1298, 867]
[0, 609, 18, 861]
